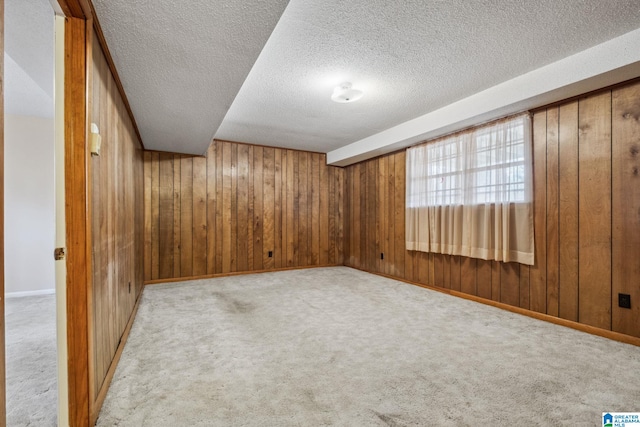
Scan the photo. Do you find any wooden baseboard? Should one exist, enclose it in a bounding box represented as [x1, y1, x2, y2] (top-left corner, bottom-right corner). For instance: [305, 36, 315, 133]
[348, 266, 640, 348]
[89, 287, 144, 425]
[144, 264, 343, 285]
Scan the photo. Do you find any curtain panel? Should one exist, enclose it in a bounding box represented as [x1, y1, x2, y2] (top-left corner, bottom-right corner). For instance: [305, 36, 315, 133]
[406, 114, 534, 265]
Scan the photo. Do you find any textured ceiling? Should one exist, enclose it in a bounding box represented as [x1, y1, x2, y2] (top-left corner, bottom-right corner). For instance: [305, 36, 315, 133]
[93, 0, 640, 157]
[91, 0, 290, 154]
[216, 0, 640, 153]
[5, 0, 54, 118]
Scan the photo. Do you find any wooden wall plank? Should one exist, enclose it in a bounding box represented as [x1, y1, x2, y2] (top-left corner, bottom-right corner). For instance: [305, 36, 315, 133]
[612, 82, 640, 338]
[150, 153, 160, 280]
[337, 167, 345, 264]
[491, 261, 501, 302]
[173, 155, 181, 278]
[264, 148, 276, 269]
[215, 144, 224, 273]
[236, 144, 249, 272]
[476, 259, 492, 299]
[274, 149, 283, 268]
[158, 154, 174, 279]
[206, 145, 216, 275]
[450, 256, 461, 292]
[143, 152, 152, 281]
[247, 145, 254, 270]
[530, 110, 548, 313]
[180, 156, 193, 276]
[309, 153, 320, 265]
[460, 257, 477, 295]
[558, 101, 579, 321]
[546, 107, 560, 317]
[320, 157, 330, 265]
[253, 146, 264, 269]
[192, 157, 207, 276]
[578, 92, 612, 330]
[394, 153, 406, 279]
[221, 144, 232, 273]
[286, 150, 295, 266]
[500, 263, 520, 307]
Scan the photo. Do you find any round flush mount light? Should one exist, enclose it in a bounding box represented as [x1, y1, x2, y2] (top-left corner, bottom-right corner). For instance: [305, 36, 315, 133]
[331, 82, 363, 103]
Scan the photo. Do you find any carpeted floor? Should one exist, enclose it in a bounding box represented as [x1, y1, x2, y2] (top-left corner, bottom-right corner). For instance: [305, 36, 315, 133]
[97, 267, 640, 426]
[6, 294, 58, 426]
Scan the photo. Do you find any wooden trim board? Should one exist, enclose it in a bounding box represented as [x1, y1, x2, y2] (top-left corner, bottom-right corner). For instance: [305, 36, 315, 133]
[354, 267, 640, 348]
[144, 264, 343, 286]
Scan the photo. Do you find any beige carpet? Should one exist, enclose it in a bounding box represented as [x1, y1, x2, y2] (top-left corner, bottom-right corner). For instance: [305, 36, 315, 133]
[97, 267, 640, 426]
[6, 294, 58, 426]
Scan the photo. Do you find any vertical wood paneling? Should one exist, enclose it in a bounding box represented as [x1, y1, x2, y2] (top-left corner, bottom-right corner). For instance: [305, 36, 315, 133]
[460, 257, 477, 295]
[578, 92, 612, 330]
[558, 102, 579, 321]
[342, 81, 639, 340]
[274, 149, 283, 268]
[150, 153, 159, 280]
[180, 156, 193, 276]
[206, 145, 216, 274]
[90, 29, 144, 409]
[612, 82, 640, 338]
[394, 153, 406, 279]
[320, 156, 330, 265]
[173, 156, 181, 278]
[144, 142, 344, 280]
[236, 144, 249, 272]
[530, 110, 548, 313]
[264, 148, 276, 269]
[158, 154, 173, 279]
[546, 107, 560, 317]
[192, 157, 207, 276]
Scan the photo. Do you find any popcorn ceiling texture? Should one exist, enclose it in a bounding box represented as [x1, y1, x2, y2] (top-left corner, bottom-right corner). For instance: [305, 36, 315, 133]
[94, 1, 640, 155]
[91, 0, 290, 154]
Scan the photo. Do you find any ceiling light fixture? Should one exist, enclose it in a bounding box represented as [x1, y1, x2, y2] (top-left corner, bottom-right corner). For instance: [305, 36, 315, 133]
[331, 82, 363, 103]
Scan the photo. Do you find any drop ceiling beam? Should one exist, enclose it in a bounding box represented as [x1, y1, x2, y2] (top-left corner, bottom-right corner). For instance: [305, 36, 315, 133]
[327, 28, 640, 167]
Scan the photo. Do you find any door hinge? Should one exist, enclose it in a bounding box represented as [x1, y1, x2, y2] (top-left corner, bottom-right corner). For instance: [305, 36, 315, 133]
[54, 247, 66, 261]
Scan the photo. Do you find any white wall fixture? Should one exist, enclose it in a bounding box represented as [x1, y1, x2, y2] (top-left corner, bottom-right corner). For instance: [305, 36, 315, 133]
[90, 122, 101, 156]
[331, 82, 363, 103]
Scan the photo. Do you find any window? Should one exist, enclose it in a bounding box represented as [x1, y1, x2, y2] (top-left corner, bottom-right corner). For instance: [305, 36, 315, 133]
[406, 113, 534, 265]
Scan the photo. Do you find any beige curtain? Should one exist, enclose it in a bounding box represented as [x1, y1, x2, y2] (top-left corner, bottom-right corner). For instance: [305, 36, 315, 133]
[406, 114, 534, 265]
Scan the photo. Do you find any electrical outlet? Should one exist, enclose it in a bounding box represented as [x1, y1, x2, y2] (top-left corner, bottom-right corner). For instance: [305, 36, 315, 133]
[380, 253, 384, 260]
[268, 251, 273, 258]
[619, 293, 631, 309]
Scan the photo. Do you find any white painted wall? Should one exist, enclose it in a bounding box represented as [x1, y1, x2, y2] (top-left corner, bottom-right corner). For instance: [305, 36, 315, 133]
[4, 114, 55, 296]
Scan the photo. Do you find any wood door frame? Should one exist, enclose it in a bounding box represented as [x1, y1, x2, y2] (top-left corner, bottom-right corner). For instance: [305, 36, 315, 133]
[56, 2, 92, 426]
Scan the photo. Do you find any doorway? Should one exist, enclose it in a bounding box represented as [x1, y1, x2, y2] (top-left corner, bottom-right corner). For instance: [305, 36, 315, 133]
[4, 0, 58, 424]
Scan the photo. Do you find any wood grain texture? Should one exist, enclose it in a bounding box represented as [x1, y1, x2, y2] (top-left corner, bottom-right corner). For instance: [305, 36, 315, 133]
[546, 107, 560, 317]
[578, 92, 612, 330]
[343, 82, 639, 339]
[530, 110, 548, 313]
[143, 141, 344, 280]
[558, 102, 579, 321]
[66, 19, 90, 427]
[612, 82, 640, 338]
[90, 28, 144, 418]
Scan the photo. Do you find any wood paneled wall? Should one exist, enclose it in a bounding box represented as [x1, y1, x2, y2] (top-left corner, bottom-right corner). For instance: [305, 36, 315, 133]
[144, 141, 345, 281]
[345, 81, 640, 339]
[90, 29, 144, 403]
